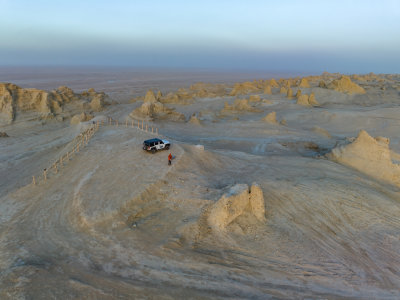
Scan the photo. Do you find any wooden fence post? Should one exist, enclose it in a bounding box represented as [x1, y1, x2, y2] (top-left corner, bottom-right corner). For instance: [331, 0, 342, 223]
[137, 120, 139, 129]
[131, 120, 134, 128]
[32, 176, 36, 185]
[141, 120, 144, 130]
[43, 169, 47, 182]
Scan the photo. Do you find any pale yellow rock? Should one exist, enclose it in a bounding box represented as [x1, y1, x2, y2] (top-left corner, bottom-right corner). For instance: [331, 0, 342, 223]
[249, 183, 266, 222]
[280, 87, 288, 94]
[160, 91, 194, 104]
[269, 78, 279, 88]
[207, 184, 250, 231]
[156, 90, 162, 101]
[262, 111, 278, 124]
[176, 88, 194, 101]
[262, 99, 272, 104]
[312, 126, 331, 138]
[0, 82, 107, 123]
[144, 89, 157, 103]
[298, 78, 310, 88]
[130, 100, 185, 121]
[230, 82, 260, 96]
[90, 95, 105, 112]
[263, 85, 272, 95]
[249, 95, 261, 102]
[233, 99, 252, 110]
[308, 92, 319, 106]
[287, 88, 293, 99]
[297, 94, 310, 106]
[207, 183, 266, 231]
[327, 130, 400, 187]
[189, 82, 227, 98]
[70, 112, 93, 125]
[295, 89, 302, 98]
[188, 113, 201, 125]
[222, 99, 260, 113]
[327, 75, 366, 94]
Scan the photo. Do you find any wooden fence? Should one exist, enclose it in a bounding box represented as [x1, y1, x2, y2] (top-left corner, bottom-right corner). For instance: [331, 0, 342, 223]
[31, 117, 160, 186]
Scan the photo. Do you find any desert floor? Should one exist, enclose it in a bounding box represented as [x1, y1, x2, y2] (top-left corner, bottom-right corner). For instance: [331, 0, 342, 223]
[1, 70, 400, 299]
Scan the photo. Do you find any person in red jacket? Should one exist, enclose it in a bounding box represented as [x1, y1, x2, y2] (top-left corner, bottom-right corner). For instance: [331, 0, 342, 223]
[168, 153, 172, 165]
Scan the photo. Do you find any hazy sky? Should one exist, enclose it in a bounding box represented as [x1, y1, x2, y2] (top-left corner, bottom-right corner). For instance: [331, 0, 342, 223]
[1, 0, 399, 73]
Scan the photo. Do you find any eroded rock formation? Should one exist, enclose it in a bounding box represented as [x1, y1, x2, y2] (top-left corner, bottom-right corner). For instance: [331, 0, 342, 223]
[207, 183, 266, 231]
[327, 76, 366, 94]
[221, 99, 260, 114]
[327, 130, 400, 187]
[70, 112, 94, 125]
[262, 111, 278, 124]
[263, 85, 272, 95]
[0, 83, 108, 123]
[297, 92, 319, 107]
[230, 82, 260, 96]
[298, 78, 310, 88]
[130, 100, 185, 121]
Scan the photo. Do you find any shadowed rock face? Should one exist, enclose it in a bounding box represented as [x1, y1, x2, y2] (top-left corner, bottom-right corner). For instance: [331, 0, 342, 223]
[0, 83, 108, 123]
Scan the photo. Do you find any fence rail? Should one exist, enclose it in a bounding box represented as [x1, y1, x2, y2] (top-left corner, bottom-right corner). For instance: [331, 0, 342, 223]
[31, 117, 161, 186]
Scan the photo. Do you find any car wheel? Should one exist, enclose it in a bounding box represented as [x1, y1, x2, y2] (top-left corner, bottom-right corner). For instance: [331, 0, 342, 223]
[165, 145, 170, 150]
[152, 148, 156, 154]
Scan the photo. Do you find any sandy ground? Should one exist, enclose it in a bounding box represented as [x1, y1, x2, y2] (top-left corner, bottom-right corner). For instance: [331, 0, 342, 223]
[1, 71, 400, 299]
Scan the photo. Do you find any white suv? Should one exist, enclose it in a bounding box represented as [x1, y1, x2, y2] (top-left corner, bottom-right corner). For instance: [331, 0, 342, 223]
[143, 138, 170, 153]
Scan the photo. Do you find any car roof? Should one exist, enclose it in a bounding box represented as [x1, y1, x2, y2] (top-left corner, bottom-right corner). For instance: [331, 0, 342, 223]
[143, 138, 162, 143]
